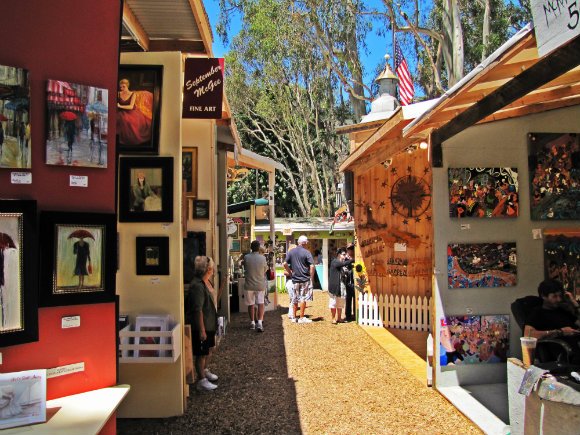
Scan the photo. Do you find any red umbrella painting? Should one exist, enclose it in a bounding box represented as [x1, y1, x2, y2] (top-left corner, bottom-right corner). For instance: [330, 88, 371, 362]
[68, 229, 93, 288]
[59, 111, 77, 121]
[0, 233, 16, 327]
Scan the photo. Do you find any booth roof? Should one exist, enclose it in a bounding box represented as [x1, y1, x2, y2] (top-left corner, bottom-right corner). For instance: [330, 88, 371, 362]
[254, 217, 355, 233]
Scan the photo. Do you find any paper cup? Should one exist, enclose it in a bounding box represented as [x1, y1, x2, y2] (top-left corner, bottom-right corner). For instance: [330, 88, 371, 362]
[520, 336, 537, 366]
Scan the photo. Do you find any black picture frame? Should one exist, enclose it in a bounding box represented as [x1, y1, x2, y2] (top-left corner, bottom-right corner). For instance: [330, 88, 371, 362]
[183, 231, 206, 284]
[39, 211, 117, 307]
[136, 237, 169, 275]
[0, 200, 38, 346]
[192, 199, 209, 219]
[119, 156, 174, 222]
[117, 65, 163, 154]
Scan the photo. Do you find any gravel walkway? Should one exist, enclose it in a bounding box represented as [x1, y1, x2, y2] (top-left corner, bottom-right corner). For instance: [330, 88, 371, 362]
[118, 292, 481, 434]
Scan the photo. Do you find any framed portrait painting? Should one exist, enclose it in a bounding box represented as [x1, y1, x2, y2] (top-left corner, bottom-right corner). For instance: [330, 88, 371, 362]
[119, 157, 174, 222]
[46, 79, 108, 168]
[182, 147, 198, 197]
[192, 199, 209, 219]
[117, 65, 163, 154]
[543, 229, 580, 298]
[0, 200, 38, 347]
[136, 237, 169, 275]
[39, 211, 116, 307]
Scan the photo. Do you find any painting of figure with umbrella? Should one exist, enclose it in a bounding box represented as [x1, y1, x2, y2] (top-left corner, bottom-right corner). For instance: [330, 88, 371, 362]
[45, 79, 108, 168]
[0, 65, 30, 168]
[0, 214, 23, 333]
[54, 225, 104, 293]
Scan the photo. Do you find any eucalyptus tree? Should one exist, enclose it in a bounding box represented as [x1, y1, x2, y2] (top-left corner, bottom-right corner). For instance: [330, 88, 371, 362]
[224, 0, 349, 216]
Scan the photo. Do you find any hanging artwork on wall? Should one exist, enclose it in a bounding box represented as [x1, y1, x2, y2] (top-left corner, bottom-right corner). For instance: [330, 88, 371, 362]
[543, 229, 580, 298]
[45, 79, 109, 167]
[119, 157, 174, 222]
[447, 242, 517, 288]
[528, 132, 580, 220]
[39, 211, 116, 307]
[136, 236, 169, 275]
[182, 147, 198, 197]
[448, 167, 519, 218]
[440, 315, 509, 365]
[0, 200, 38, 347]
[183, 231, 206, 285]
[0, 65, 30, 169]
[117, 65, 163, 154]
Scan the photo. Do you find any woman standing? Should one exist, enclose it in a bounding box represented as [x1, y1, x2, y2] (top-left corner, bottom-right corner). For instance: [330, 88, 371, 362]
[186, 256, 219, 391]
[328, 247, 354, 324]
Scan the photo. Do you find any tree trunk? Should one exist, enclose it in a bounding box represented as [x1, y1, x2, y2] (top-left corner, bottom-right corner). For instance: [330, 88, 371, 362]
[481, 0, 491, 61]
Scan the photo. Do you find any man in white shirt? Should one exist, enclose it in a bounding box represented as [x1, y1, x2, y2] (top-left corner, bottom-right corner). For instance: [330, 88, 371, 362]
[244, 240, 268, 332]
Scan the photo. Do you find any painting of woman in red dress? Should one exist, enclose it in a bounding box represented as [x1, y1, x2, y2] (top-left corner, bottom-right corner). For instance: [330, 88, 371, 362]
[116, 78, 152, 147]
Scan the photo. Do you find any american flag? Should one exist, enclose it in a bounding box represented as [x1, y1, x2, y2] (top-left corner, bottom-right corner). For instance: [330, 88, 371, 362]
[394, 41, 414, 106]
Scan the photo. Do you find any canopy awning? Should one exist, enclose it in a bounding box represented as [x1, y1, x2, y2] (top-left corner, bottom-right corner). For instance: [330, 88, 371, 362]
[340, 23, 580, 171]
[227, 148, 285, 173]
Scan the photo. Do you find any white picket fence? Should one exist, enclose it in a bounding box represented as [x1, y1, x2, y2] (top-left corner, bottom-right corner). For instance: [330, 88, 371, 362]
[358, 292, 431, 331]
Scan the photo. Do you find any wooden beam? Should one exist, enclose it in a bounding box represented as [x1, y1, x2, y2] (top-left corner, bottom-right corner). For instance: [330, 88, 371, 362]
[148, 40, 205, 53]
[431, 36, 580, 167]
[188, 0, 213, 56]
[480, 95, 580, 124]
[122, 3, 149, 51]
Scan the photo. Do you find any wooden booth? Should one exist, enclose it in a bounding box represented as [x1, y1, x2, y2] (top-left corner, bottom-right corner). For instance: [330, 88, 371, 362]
[341, 22, 580, 434]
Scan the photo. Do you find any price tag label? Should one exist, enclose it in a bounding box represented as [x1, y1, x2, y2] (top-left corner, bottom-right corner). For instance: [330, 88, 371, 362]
[150, 277, 160, 285]
[11, 172, 32, 184]
[70, 175, 88, 187]
[62, 316, 81, 328]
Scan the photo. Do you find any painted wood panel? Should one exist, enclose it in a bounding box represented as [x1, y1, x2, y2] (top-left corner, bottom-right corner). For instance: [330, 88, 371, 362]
[353, 148, 433, 298]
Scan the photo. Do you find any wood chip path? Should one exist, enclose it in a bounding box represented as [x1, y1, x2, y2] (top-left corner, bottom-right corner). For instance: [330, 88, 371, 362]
[118, 292, 481, 434]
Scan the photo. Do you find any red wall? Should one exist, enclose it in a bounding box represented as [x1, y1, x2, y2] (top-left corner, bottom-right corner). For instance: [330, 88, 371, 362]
[0, 0, 121, 399]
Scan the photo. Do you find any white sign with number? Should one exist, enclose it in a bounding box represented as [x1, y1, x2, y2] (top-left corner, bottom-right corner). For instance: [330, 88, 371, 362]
[532, 0, 580, 56]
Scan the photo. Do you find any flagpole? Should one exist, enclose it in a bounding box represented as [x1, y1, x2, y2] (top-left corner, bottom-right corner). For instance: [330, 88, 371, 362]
[391, 10, 396, 67]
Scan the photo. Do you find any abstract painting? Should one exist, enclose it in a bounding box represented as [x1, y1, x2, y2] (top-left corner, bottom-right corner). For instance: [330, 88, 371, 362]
[544, 229, 580, 298]
[440, 315, 509, 365]
[448, 168, 519, 218]
[448, 242, 517, 288]
[529, 132, 580, 220]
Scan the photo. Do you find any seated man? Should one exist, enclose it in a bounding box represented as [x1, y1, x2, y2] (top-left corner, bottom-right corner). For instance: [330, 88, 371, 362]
[524, 279, 580, 344]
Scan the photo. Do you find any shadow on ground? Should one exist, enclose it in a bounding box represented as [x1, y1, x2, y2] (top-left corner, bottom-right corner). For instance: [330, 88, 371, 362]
[117, 304, 302, 435]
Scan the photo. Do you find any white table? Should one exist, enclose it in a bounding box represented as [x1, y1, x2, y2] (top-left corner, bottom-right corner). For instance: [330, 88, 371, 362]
[2, 385, 130, 435]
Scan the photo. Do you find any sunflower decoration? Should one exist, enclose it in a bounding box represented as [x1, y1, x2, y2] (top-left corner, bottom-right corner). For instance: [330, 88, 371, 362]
[353, 261, 369, 294]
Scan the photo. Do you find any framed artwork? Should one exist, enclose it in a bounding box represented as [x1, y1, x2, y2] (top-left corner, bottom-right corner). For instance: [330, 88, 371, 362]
[0, 200, 38, 347]
[119, 157, 174, 222]
[240, 238, 251, 254]
[447, 242, 517, 288]
[440, 315, 509, 366]
[544, 229, 580, 298]
[192, 199, 209, 219]
[230, 239, 240, 252]
[0, 369, 46, 430]
[528, 132, 580, 220]
[46, 79, 108, 167]
[183, 232, 206, 284]
[135, 315, 170, 357]
[39, 211, 116, 307]
[136, 237, 169, 275]
[182, 147, 198, 197]
[0, 65, 31, 169]
[448, 168, 519, 218]
[117, 65, 163, 154]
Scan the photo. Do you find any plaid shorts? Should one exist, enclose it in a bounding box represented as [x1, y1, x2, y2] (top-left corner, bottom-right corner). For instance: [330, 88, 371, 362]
[292, 281, 313, 304]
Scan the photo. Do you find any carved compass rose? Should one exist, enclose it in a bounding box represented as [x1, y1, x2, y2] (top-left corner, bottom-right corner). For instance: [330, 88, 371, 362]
[389, 174, 431, 218]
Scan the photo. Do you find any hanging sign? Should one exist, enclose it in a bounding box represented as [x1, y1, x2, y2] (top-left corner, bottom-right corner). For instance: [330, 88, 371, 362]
[182, 58, 224, 119]
[532, 0, 580, 56]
